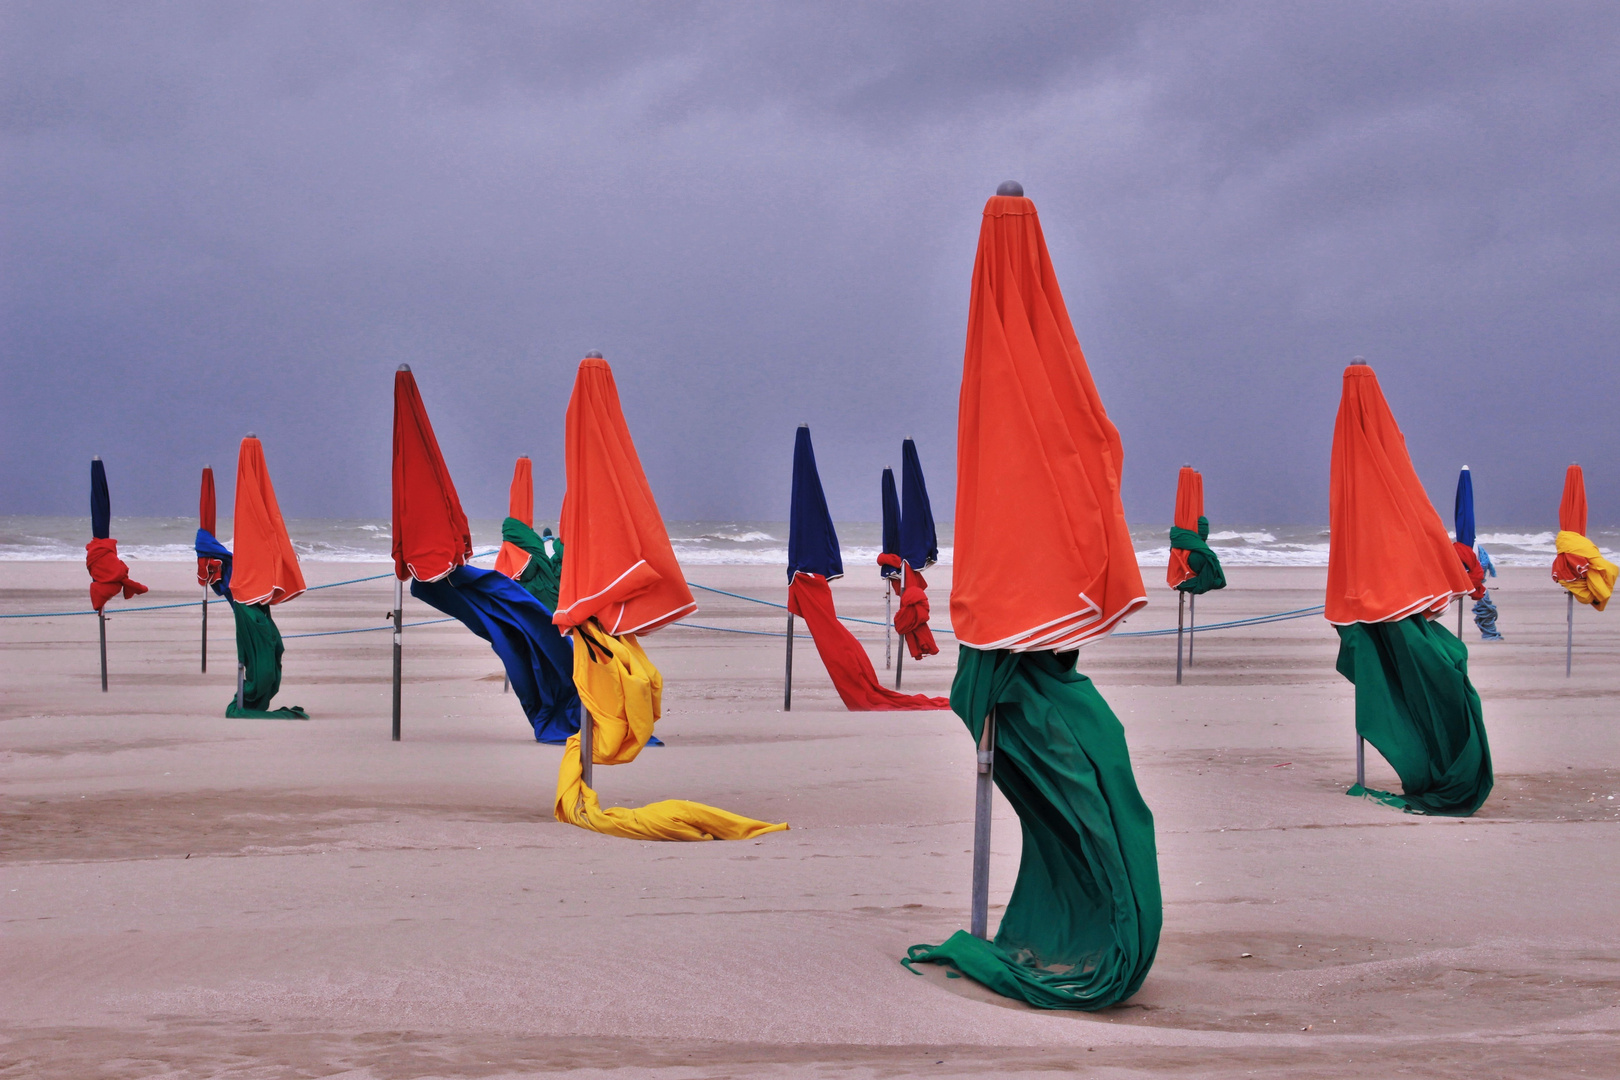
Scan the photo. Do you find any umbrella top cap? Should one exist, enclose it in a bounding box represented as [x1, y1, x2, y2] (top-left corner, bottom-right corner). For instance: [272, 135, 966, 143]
[1350, 356, 1367, 365]
[245, 432, 257, 439]
[584, 351, 603, 359]
[92, 455, 100, 461]
[996, 180, 1024, 196]
[397, 363, 410, 371]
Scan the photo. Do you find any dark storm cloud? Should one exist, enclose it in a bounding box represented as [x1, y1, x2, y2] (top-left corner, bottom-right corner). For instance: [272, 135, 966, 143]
[3, 1, 1617, 528]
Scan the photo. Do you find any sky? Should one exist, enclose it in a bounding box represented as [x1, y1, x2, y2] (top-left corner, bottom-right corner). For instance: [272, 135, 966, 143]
[4, 2, 1617, 527]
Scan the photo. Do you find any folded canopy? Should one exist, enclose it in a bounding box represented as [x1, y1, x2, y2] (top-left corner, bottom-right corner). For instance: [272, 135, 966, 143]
[553, 357, 695, 636]
[899, 438, 938, 572]
[787, 425, 843, 582]
[392, 367, 472, 584]
[951, 194, 1145, 651]
[880, 467, 900, 578]
[198, 466, 222, 586]
[231, 437, 305, 607]
[1554, 464, 1616, 611]
[1453, 468, 1486, 600]
[85, 458, 147, 611]
[494, 456, 534, 579]
[1167, 467, 1225, 595]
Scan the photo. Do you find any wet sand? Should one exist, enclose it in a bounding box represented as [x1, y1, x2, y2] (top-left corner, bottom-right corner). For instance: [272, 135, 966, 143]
[2, 561, 1617, 1078]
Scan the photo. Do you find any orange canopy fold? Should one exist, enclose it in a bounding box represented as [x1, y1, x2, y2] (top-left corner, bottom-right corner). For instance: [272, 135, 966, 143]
[391, 368, 471, 583]
[952, 193, 1146, 651]
[1167, 466, 1199, 589]
[1326, 364, 1470, 624]
[231, 436, 305, 606]
[554, 357, 695, 636]
[494, 455, 534, 578]
[1559, 465, 1587, 535]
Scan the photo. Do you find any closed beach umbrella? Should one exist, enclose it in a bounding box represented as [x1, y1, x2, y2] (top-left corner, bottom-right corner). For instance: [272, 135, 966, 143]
[787, 425, 843, 583]
[1452, 468, 1493, 640]
[905, 183, 1159, 1011]
[85, 458, 147, 612]
[880, 466, 900, 567]
[494, 456, 534, 579]
[392, 368, 472, 583]
[226, 435, 308, 719]
[881, 438, 942, 672]
[1553, 465, 1615, 611]
[552, 354, 782, 840]
[1328, 361, 1490, 815]
[197, 465, 221, 672]
[1166, 465, 1226, 682]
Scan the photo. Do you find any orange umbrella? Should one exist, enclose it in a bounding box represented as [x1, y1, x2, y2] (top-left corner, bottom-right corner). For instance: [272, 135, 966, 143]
[231, 436, 305, 607]
[553, 356, 695, 635]
[494, 456, 534, 578]
[1553, 463, 1615, 624]
[1327, 363, 1470, 624]
[392, 367, 471, 583]
[1167, 466, 1199, 589]
[952, 193, 1146, 650]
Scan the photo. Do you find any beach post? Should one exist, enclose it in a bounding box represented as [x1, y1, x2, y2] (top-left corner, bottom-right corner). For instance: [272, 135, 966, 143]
[98, 611, 108, 692]
[1356, 735, 1365, 788]
[970, 707, 997, 939]
[236, 661, 245, 711]
[1175, 591, 1186, 685]
[783, 612, 795, 711]
[1566, 592, 1574, 677]
[884, 586, 892, 670]
[1457, 596, 1464, 639]
[1188, 593, 1196, 666]
[392, 577, 403, 739]
[895, 642, 904, 689]
[201, 585, 209, 673]
[580, 691, 594, 789]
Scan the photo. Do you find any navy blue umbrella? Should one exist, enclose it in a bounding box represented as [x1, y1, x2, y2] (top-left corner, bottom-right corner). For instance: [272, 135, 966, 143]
[1454, 467, 1476, 549]
[899, 438, 938, 570]
[90, 458, 110, 540]
[880, 466, 900, 575]
[788, 425, 843, 580]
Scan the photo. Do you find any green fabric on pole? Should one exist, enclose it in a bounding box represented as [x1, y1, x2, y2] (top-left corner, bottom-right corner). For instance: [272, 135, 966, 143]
[502, 517, 564, 609]
[904, 647, 1161, 1010]
[1336, 615, 1491, 816]
[225, 601, 308, 719]
[1169, 517, 1226, 594]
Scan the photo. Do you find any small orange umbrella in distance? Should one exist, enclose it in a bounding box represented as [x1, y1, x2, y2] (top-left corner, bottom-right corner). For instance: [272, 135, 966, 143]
[1167, 466, 1198, 591]
[494, 456, 534, 579]
[198, 464, 220, 673]
[1552, 464, 1616, 674]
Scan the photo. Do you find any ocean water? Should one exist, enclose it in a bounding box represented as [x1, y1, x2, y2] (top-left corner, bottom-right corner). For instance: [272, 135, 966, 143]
[4, 516, 1609, 569]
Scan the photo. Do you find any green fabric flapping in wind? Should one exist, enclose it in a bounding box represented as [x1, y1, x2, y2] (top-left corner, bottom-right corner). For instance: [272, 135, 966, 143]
[1169, 516, 1226, 594]
[226, 601, 308, 719]
[904, 647, 1162, 1010]
[1336, 614, 1491, 816]
[502, 518, 564, 610]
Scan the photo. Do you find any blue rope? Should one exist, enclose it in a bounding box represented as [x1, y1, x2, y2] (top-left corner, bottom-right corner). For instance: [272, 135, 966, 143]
[282, 617, 457, 640]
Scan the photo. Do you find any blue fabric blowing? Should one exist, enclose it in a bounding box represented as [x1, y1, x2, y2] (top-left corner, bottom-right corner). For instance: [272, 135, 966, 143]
[91, 459, 111, 540]
[1454, 468, 1476, 549]
[899, 438, 938, 571]
[410, 565, 581, 743]
[788, 425, 843, 580]
[195, 530, 235, 599]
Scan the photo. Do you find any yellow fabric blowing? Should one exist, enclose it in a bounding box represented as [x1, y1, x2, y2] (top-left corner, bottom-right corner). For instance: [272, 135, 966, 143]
[553, 623, 789, 841]
[1555, 531, 1617, 611]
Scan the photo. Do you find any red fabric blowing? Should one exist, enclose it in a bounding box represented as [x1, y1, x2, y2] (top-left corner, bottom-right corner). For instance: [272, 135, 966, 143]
[878, 553, 940, 661]
[87, 538, 147, 612]
[788, 573, 948, 711]
[1453, 542, 1487, 600]
[392, 369, 472, 583]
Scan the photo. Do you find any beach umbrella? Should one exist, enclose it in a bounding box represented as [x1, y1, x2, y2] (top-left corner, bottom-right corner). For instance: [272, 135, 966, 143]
[552, 353, 782, 840]
[1166, 465, 1227, 683]
[494, 456, 534, 579]
[904, 182, 1158, 1011]
[197, 465, 222, 672]
[879, 465, 900, 669]
[1552, 464, 1615, 675]
[884, 437, 942, 689]
[788, 427, 947, 712]
[85, 456, 148, 691]
[226, 434, 309, 719]
[1451, 468, 1489, 638]
[1328, 359, 1489, 815]
[503, 521, 564, 610]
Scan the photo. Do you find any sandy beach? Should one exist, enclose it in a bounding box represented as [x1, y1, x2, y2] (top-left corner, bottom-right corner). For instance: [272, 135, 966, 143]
[2, 560, 1617, 1078]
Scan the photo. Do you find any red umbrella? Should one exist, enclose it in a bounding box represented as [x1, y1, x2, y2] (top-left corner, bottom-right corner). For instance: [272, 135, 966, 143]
[392, 366, 471, 583]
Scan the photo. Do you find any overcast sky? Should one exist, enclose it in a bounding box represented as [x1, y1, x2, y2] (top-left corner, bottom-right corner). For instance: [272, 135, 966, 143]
[4, 2, 1617, 527]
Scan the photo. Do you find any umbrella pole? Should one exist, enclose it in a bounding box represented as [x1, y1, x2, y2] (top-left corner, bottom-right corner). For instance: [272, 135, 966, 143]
[1175, 591, 1185, 686]
[970, 708, 996, 939]
[1188, 593, 1196, 666]
[236, 661, 245, 712]
[503, 673, 508, 694]
[392, 578, 403, 740]
[1356, 735, 1365, 789]
[581, 698, 593, 790]
[895, 645, 904, 690]
[884, 587, 892, 670]
[1561, 592, 1574, 676]
[784, 612, 794, 711]
[98, 611, 108, 692]
[201, 585, 208, 673]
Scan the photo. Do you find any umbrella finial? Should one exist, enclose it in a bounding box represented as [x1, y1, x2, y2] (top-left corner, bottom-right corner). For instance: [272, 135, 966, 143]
[799, 422, 809, 428]
[92, 454, 101, 461]
[397, 363, 411, 371]
[996, 180, 1024, 196]
[585, 351, 603, 359]
[1350, 356, 1367, 365]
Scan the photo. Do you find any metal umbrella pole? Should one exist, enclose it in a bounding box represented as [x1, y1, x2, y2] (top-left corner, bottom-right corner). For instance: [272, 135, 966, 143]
[1188, 593, 1196, 666]
[895, 644, 904, 690]
[580, 697, 594, 789]
[392, 577, 404, 740]
[1566, 592, 1574, 677]
[1175, 591, 1185, 686]
[1356, 735, 1365, 788]
[201, 585, 209, 673]
[236, 660, 245, 711]
[970, 708, 997, 939]
[783, 611, 795, 711]
[98, 611, 108, 692]
[884, 586, 892, 670]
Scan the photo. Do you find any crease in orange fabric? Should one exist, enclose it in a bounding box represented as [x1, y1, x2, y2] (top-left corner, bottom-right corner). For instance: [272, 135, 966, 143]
[553, 357, 695, 636]
[1166, 466, 1199, 589]
[494, 456, 534, 579]
[952, 194, 1146, 652]
[231, 437, 305, 607]
[1326, 365, 1471, 625]
[392, 368, 472, 584]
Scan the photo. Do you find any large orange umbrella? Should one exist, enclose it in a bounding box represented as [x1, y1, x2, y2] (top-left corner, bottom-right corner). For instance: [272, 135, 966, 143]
[392, 366, 471, 583]
[231, 436, 305, 607]
[494, 456, 533, 579]
[1328, 360, 1489, 815]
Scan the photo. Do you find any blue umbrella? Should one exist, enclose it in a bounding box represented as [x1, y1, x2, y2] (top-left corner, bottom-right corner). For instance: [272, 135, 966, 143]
[787, 425, 842, 581]
[90, 458, 110, 539]
[1454, 467, 1476, 549]
[880, 466, 900, 570]
[899, 438, 938, 571]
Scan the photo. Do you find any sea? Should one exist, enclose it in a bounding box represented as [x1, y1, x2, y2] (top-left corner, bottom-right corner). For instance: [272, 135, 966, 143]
[3, 516, 1609, 568]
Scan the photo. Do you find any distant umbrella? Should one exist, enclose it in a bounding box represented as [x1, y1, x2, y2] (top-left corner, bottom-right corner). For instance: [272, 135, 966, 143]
[898, 438, 937, 572]
[494, 456, 534, 580]
[880, 466, 900, 573]
[90, 458, 110, 540]
[85, 456, 147, 691]
[787, 425, 843, 582]
[197, 465, 220, 672]
[1451, 468, 1488, 637]
[1552, 463, 1616, 676]
[224, 435, 308, 719]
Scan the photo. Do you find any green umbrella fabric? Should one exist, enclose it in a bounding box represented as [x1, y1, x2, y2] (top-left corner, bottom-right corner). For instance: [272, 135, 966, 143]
[1337, 614, 1491, 815]
[225, 602, 308, 719]
[1169, 516, 1226, 595]
[904, 647, 1161, 1010]
[502, 518, 564, 610]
